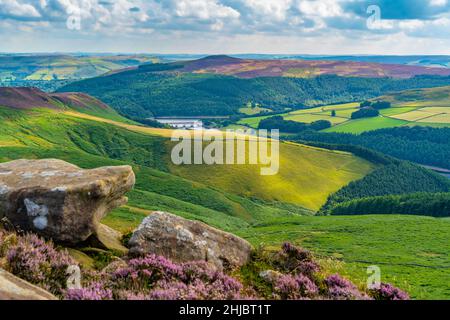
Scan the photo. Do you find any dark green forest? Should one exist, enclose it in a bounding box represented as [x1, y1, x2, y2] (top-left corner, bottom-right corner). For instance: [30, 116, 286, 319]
[319, 162, 450, 215]
[295, 126, 450, 169]
[328, 193, 450, 217]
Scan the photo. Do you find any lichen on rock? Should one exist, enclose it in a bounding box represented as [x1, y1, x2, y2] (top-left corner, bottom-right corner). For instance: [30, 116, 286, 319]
[0, 159, 135, 245]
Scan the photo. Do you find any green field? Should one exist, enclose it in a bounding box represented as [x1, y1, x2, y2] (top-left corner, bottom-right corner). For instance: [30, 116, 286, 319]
[104, 205, 450, 300]
[238, 93, 450, 134]
[325, 117, 410, 134]
[238, 106, 272, 115]
[236, 215, 450, 300]
[238, 103, 359, 128]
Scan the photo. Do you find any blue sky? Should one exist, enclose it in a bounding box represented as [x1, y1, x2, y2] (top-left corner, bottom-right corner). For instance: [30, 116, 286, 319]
[1, 0, 450, 54]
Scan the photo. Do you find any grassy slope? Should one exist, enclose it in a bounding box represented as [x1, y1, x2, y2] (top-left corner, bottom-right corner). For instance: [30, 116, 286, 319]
[0, 106, 448, 299]
[237, 215, 450, 300]
[169, 142, 374, 211]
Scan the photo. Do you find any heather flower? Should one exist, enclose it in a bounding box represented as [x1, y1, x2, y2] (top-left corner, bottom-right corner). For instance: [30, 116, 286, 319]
[65, 282, 113, 301]
[6, 233, 76, 296]
[277, 243, 321, 277]
[282, 243, 312, 261]
[370, 283, 409, 300]
[325, 274, 368, 300]
[273, 274, 318, 300]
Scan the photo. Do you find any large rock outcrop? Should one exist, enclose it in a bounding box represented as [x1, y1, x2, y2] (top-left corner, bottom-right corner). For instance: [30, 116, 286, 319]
[0, 159, 135, 244]
[0, 268, 57, 300]
[129, 211, 253, 270]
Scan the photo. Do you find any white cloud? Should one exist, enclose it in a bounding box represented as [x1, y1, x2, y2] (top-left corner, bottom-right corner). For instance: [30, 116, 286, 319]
[297, 0, 343, 18]
[244, 0, 293, 21]
[0, 0, 41, 18]
[175, 0, 240, 20]
[430, 0, 448, 6]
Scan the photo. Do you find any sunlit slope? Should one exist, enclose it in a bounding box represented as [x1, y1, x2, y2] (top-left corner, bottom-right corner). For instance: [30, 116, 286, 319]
[63, 110, 375, 210]
[22, 108, 374, 212]
[168, 141, 375, 211]
[0, 107, 313, 226]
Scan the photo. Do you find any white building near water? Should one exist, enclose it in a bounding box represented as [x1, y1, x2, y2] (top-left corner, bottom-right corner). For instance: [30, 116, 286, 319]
[155, 119, 203, 129]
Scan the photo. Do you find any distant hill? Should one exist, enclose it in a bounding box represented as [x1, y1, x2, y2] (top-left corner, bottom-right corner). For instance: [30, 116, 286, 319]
[230, 55, 450, 69]
[58, 55, 450, 117]
[0, 54, 157, 81]
[160, 55, 450, 79]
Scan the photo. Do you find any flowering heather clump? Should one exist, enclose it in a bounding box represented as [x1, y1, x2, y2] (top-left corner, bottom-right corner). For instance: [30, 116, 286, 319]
[282, 242, 312, 261]
[0, 234, 410, 301]
[369, 283, 410, 301]
[5, 233, 76, 296]
[325, 274, 368, 300]
[64, 255, 247, 300]
[65, 282, 113, 301]
[276, 243, 320, 278]
[273, 274, 318, 300]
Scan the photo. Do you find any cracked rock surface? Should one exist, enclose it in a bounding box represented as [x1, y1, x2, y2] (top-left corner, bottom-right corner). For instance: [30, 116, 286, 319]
[0, 159, 135, 244]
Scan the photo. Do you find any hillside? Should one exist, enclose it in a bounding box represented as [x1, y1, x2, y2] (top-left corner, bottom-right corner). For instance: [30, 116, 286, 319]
[0, 54, 157, 81]
[176, 55, 450, 79]
[0, 87, 131, 123]
[58, 60, 450, 117]
[0, 89, 448, 298]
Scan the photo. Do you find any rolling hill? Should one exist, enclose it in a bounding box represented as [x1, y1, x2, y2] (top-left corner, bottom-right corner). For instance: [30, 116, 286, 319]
[58, 56, 450, 118]
[113, 55, 450, 79]
[0, 54, 157, 81]
[1, 87, 449, 299]
[176, 55, 450, 79]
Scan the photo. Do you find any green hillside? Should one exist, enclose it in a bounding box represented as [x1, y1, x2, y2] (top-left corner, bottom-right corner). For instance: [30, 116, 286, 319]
[168, 142, 374, 211]
[57, 62, 450, 118]
[0, 97, 448, 299]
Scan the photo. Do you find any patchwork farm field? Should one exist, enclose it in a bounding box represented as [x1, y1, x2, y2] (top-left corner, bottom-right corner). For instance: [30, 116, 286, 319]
[238, 87, 450, 134]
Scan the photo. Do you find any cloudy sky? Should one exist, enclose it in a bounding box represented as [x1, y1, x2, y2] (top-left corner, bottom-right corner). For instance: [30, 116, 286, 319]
[1, 0, 450, 54]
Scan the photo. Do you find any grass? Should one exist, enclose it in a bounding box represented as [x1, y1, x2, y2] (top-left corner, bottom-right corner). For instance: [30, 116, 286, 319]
[235, 215, 450, 300]
[239, 107, 272, 115]
[100, 205, 450, 300]
[237, 103, 359, 128]
[0, 105, 448, 299]
[285, 113, 348, 125]
[325, 117, 409, 134]
[237, 92, 450, 134]
[168, 141, 374, 211]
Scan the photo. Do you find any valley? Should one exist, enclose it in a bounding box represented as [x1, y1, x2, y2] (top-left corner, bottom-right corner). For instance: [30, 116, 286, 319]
[0, 86, 448, 299]
[1, 55, 450, 301]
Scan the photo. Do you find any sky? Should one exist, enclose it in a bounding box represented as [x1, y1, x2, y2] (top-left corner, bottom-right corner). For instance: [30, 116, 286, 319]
[1, 0, 450, 54]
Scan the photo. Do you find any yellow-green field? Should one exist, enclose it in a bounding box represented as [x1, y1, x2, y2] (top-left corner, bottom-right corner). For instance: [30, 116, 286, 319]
[168, 141, 375, 211]
[238, 102, 360, 128]
[239, 106, 272, 115]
